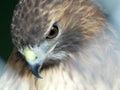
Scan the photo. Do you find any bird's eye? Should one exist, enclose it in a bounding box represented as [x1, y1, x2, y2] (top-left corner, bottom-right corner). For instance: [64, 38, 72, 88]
[46, 25, 59, 39]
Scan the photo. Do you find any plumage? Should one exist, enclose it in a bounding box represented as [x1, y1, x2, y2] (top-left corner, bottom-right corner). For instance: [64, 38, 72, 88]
[0, 0, 120, 90]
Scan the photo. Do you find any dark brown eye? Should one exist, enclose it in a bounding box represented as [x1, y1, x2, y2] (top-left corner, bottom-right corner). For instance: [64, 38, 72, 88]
[46, 25, 59, 39]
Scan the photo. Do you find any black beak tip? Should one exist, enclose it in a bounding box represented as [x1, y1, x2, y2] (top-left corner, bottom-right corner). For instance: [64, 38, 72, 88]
[30, 64, 43, 78]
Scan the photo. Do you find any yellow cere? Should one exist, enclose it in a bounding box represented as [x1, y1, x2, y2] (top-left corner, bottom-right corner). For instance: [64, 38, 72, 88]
[24, 48, 37, 62]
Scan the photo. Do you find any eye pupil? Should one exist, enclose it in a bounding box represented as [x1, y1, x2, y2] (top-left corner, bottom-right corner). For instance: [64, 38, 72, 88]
[49, 28, 56, 35]
[46, 25, 58, 39]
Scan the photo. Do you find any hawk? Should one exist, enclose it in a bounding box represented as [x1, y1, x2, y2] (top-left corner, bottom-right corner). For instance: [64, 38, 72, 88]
[0, 0, 120, 90]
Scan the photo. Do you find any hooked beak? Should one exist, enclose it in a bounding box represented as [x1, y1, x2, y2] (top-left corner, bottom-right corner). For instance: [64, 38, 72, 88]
[28, 63, 42, 78]
[23, 48, 44, 78]
[22, 43, 57, 78]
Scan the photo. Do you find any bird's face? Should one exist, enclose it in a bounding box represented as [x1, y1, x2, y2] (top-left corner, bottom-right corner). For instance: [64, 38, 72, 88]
[11, 0, 104, 78]
[18, 22, 65, 78]
[11, 0, 74, 78]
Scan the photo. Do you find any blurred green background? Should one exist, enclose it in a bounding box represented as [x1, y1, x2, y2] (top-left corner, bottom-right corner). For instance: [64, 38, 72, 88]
[0, 0, 18, 61]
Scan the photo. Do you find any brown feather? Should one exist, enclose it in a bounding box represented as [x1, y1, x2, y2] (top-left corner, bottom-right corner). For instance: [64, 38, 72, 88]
[0, 0, 120, 90]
